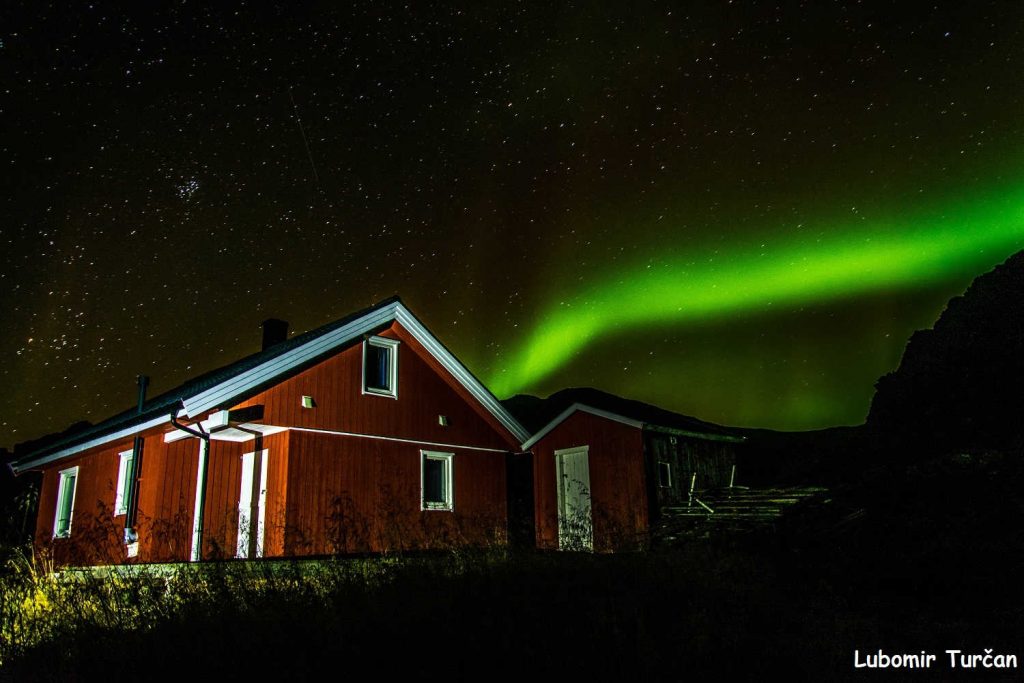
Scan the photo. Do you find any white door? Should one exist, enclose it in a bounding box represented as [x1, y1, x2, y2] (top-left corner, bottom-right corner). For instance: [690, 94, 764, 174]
[237, 449, 268, 559]
[555, 446, 593, 551]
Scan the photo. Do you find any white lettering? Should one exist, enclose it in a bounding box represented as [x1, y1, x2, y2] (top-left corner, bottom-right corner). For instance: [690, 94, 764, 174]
[946, 649, 1018, 669]
[854, 650, 935, 669]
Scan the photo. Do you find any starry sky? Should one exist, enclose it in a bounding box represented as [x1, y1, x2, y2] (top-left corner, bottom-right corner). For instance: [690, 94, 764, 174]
[4, 1, 1024, 447]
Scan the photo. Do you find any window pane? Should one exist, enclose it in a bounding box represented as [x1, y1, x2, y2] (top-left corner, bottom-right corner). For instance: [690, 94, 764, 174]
[658, 462, 671, 487]
[378, 346, 389, 388]
[123, 455, 135, 494]
[63, 474, 76, 512]
[365, 345, 390, 390]
[57, 474, 75, 535]
[117, 454, 135, 513]
[424, 458, 445, 504]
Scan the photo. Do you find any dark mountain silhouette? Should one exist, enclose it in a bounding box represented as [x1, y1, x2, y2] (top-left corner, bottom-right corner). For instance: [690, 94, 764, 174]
[10, 420, 94, 458]
[867, 249, 1024, 454]
[502, 386, 737, 437]
[795, 251, 1024, 616]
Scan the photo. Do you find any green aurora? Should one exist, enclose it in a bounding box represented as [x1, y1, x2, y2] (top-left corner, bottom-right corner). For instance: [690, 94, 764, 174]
[486, 183, 1024, 404]
[8, 2, 1024, 443]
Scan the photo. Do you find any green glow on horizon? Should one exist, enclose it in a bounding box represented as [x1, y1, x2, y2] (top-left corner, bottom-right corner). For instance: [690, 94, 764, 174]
[489, 187, 1024, 397]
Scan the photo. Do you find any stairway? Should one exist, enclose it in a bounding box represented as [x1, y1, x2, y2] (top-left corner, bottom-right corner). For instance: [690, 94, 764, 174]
[655, 486, 829, 541]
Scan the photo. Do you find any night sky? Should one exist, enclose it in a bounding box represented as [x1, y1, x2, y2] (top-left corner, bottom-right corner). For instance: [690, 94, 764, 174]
[4, 1, 1024, 447]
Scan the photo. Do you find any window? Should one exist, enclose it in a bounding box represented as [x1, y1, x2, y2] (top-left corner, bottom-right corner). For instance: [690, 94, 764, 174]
[54, 466, 79, 538]
[658, 461, 672, 488]
[421, 451, 453, 511]
[362, 336, 399, 398]
[114, 450, 135, 516]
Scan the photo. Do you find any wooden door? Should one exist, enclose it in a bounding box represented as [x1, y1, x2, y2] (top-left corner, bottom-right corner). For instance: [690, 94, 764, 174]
[555, 446, 593, 550]
[237, 449, 268, 559]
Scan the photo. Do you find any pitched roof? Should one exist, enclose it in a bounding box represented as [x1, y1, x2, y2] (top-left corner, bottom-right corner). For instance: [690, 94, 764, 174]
[504, 387, 744, 450]
[9, 297, 529, 474]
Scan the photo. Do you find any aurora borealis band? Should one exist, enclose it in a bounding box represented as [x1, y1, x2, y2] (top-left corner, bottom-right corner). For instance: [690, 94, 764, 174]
[488, 182, 1024, 398]
[5, 2, 1024, 444]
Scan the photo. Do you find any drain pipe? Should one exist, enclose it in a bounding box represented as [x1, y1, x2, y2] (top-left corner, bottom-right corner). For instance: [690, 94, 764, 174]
[124, 375, 149, 548]
[170, 406, 211, 562]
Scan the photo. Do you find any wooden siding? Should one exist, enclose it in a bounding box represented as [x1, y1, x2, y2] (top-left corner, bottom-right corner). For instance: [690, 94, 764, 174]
[261, 432, 290, 557]
[35, 439, 134, 566]
[30, 319, 519, 566]
[198, 438, 246, 559]
[230, 322, 516, 451]
[136, 435, 198, 563]
[34, 469, 56, 557]
[532, 411, 648, 552]
[282, 429, 506, 555]
[136, 430, 292, 562]
[644, 433, 737, 513]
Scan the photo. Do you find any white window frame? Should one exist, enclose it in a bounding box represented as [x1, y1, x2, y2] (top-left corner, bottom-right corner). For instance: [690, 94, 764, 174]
[361, 336, 400, 399]
[53, 466, 80, 539]
[420, 450, 453, 511]
[114, 449, 135, 516]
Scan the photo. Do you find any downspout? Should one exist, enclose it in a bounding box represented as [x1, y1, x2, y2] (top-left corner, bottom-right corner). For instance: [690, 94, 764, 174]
[124, 375, 149, 547]
[170, 406, 211, 562]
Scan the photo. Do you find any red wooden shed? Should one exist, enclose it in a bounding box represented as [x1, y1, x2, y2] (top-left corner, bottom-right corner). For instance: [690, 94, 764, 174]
[507, 389, 745, 552]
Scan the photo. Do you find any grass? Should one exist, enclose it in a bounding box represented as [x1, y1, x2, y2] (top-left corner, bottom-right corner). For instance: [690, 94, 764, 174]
[3, 526, 1021, 682]
[0, 541, 791, 679]
[3, 448, 1023, 680]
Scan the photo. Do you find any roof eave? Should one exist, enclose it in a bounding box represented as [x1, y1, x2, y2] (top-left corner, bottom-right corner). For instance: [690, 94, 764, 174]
[520, 403, 644, 451]
[393, 304, 530, 444]
[642, 423, 746, 443]
[181, 302, 401, 418]
[9, 297, 529, 472]
[519, 403, 744, 450]
[8, 411, 179, 475]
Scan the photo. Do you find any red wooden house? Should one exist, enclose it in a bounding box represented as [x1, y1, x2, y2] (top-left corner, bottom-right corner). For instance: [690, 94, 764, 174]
[8, 297, 531, 566]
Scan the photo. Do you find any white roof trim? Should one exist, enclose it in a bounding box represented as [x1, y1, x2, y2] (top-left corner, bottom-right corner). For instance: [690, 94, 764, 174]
[520, 402, 743, 450]
[182, 304, 399, 418]
[520, 403, 643, 451]
[183, 301, 528, 442]
[11, 301, 529, 473]
[9, 413, 170, 475]
[393, 305, 530, 443]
